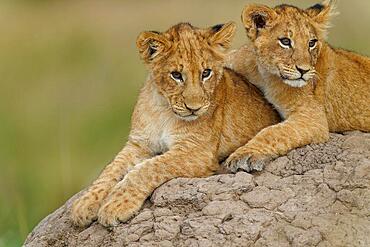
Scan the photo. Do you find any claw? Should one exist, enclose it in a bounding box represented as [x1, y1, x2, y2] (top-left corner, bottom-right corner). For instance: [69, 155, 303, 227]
[234, 156, 253, 172]
[224, 152, 272, 173]
[251, 159, 266, 171]
[224, 154, 253, 173]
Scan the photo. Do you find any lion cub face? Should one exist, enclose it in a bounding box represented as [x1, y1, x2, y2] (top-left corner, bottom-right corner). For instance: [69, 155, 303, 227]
[242, 2, 335, 87]
[137, 22, 235, 121]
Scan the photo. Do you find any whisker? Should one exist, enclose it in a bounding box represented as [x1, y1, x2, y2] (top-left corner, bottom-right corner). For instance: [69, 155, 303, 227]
[282, 70, 296, 74]
[313, 71, 322, 81]
[282, 67, 296, 73]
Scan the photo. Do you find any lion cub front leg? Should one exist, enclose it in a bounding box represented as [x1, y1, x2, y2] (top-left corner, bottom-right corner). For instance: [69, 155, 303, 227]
[97, 146, 218, 226]
[225, 108, 329, 173]
[71, 142, 151, 227]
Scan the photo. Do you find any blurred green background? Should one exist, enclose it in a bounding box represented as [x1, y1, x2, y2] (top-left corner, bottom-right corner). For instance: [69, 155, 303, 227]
[0, 0, 369, 246]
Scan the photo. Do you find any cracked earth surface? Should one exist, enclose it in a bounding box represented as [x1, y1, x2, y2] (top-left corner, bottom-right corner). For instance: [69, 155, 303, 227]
[24, 132, 370, 247]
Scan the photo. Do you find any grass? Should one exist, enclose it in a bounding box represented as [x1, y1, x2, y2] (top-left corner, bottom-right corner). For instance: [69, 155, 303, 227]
[0, 0, 369, 246]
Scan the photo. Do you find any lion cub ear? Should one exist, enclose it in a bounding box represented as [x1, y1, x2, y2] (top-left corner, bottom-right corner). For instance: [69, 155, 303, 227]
[136, 31, 170, 63]
[306, 0, 338, 33]
[242, 4, 277, 41]
[207, 22, 236, 52]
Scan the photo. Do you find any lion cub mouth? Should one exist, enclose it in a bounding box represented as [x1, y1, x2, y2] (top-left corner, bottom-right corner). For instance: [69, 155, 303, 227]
[172, 104, 210, 121]
[282, 78, 308, 88]
[177, 113, 199, 121]
[173, 107, 209, 121]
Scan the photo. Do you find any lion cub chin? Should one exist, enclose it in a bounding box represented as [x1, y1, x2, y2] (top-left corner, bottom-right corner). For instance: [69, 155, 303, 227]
[70, 22, 279, 227]
[225, 1, 370, 172]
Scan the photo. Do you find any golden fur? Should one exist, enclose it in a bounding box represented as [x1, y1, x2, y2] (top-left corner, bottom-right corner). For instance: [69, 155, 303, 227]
[225, 1, 370, 172]
[71, 22, 279, 227]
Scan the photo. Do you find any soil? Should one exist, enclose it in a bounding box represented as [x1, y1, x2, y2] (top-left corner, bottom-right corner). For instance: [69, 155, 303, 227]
[24, 132, 370, 247]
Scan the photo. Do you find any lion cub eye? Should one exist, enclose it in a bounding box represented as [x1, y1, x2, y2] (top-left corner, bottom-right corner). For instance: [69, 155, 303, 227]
[170, 71, 184, 83]
[201, 69, 213, 81]
[279, 38, 292, 49]
[309, 39, 318, 49]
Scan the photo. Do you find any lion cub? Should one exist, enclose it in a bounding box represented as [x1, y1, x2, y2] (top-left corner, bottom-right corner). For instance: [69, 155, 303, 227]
[225, 1, 370, 172]
[71, 22, 279, 227]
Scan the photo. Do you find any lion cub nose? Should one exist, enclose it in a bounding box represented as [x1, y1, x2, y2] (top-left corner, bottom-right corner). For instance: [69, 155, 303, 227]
[296, 65, 310, 76]
[184, 102, 202, 112]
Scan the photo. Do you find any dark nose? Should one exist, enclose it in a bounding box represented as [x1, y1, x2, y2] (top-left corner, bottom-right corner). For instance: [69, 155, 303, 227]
[184, 103, 201, 112]
[296, 66, 310, 76]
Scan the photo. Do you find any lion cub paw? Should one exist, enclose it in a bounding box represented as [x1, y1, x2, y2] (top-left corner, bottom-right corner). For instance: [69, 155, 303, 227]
[98, 188, 144, 227]
[224, 148, 273, 173]
[71, 192, 102, 227]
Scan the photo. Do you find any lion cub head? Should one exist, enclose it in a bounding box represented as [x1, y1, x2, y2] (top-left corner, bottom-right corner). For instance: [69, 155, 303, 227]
[136, 22, 236, 121]
[242, 1, 336, 87]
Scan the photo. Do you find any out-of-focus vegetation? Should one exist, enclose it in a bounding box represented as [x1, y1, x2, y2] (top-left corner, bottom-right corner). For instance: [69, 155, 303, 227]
[0, 0, 369, 246]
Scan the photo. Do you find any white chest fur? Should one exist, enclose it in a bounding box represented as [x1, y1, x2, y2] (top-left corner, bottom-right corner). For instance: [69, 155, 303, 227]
[255, 65, 288, 120]
[263, 87, 287, 119]
[129, 107, 175, 155]
[140, 85, 176, 154]
[147, 114, 174, 154]
[129, 79, 179, 154]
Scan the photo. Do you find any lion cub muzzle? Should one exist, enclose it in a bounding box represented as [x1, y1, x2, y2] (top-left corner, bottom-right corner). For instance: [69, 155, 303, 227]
[171, 82, 210, 121]
[173, 96, 210, 121]
[279, 64, 316, 88]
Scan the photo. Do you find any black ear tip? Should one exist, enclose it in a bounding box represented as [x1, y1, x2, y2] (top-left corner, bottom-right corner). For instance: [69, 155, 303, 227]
[211, 24, 225, 32]
[309, 3, 325, 11]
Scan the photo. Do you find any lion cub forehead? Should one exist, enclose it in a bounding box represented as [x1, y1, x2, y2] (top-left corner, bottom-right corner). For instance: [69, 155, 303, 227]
[166, 23, 200, 37]
[164, 23, 211, 62]
[272, 5, 316, 36]
[165, 23, 208, 46]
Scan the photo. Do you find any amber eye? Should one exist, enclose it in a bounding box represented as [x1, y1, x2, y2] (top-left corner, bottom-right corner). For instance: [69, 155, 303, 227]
[202, 69, 212, 81]
[309, 39, 318, 49]
[279, 38, 292, 48]
[170, 71, 183, 82]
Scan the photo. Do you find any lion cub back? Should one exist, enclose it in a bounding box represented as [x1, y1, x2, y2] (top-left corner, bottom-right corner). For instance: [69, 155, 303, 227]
[316, 45, 370, 132]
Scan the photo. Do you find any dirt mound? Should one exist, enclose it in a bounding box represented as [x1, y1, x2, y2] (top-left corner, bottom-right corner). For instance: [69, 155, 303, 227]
[24, 132, 370, 247]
